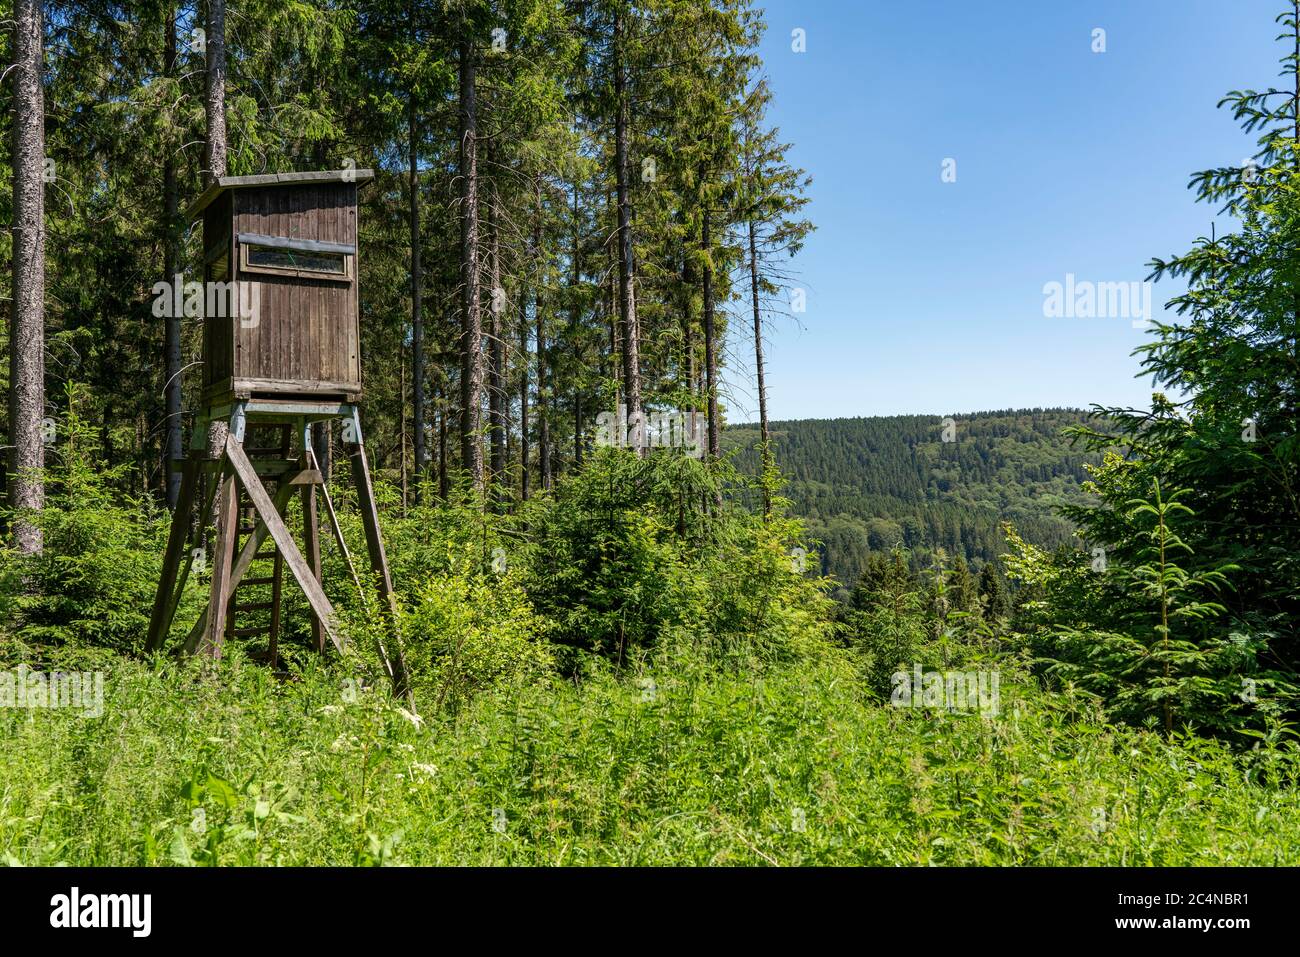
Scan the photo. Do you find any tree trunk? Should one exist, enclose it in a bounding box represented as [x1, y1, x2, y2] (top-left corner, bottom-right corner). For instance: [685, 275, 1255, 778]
[410, 101, 427, 502]
[9, 0, 46, 555]
[458, 39, 484, 493]
[487, 188, 505, 492]
[702, 211, 719, 459]
[202, 0, 229, 541]
[1293, 4, 1300, 462]
[682, 253, 698, 443]
[400, 350, 409, 511]
[536, 251, 553, 488]
[748, 218, 772, 517]
[163, 8, 182, 510]
[437, 378, 449, 499]
[574, 394, 583, 468]
[613, 9, 642, 437]
[204, 0, 228, 183]
[519, 272, 530, 501]
[312, 420, 331, 485]
[610, 239, 620, 418]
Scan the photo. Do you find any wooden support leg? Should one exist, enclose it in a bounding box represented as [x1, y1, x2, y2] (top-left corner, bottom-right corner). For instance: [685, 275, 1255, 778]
[224, 492, 249, 648]
[146, 460, 197, 652]
[200, 462, 239, 659]
[301, 475, 323, 655]
[268, 546, 285, 668]
[163, 462, 225, 647]
[346, 436, 414, 706]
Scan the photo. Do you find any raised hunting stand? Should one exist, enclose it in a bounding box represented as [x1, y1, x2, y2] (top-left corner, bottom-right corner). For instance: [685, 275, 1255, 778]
[146, 170, 411, 702]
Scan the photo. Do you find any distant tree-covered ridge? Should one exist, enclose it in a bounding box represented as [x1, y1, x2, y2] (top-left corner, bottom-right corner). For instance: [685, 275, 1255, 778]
[725, 409, 1100, 590]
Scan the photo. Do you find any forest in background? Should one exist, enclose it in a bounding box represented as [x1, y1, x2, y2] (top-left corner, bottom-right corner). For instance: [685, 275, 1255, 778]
[727, 409, 1098, 590]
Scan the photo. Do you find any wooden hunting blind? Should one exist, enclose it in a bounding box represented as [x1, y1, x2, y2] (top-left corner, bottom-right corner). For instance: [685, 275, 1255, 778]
[147, 170, 411, 703]
[188, 170, 369, 403]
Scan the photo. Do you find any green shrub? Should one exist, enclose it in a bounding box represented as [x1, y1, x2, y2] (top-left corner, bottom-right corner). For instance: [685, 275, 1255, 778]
[395, 549, 555, 715]
[0, 385, 187, 654]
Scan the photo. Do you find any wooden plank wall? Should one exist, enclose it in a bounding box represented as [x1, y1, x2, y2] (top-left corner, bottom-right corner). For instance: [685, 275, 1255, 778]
[230, 182, 360, 392]
[203, 191, 235, 391]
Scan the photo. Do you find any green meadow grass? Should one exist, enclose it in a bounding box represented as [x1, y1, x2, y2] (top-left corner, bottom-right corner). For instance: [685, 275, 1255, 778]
[2, 648, 1297, 866]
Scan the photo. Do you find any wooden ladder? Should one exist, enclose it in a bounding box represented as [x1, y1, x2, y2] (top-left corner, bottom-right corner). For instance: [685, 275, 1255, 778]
[224, 424, 291, 669]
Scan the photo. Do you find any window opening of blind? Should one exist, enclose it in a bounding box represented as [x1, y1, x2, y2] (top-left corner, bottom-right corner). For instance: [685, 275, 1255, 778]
[237, 233, 354, 280]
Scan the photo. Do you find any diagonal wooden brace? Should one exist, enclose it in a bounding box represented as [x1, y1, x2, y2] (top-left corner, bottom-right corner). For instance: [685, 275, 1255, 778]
[224, 436, 344, 654]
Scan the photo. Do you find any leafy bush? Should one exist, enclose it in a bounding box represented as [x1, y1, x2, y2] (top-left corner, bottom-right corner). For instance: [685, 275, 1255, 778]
[0, 385, 184, 653]
[394, 550, 555, 715]
[522, 447, 832, 671]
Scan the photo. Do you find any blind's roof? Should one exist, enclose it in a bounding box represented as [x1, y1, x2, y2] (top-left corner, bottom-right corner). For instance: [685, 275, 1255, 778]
[186, 169, 375, 221]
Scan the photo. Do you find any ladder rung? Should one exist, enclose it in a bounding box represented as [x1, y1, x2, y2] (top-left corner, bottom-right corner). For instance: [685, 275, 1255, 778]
[242, 576, 275, 586]
[255, 550, 277, 560]
[233, 626, 268, 638]
[235, 601, 274, 612]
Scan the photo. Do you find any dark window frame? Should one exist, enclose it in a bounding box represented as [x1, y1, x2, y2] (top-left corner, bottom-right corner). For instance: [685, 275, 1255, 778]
[236, 232, 354, 282]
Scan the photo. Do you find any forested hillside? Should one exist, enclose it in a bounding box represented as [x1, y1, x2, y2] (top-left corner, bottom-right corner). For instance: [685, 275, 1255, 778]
[727, 409, 1099, 588]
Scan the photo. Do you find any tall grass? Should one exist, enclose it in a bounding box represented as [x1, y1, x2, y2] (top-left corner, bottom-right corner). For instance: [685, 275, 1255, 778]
[3, 646, 1296, 866]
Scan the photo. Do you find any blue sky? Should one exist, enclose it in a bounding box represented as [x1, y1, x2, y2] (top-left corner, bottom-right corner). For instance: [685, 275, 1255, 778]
[724, 0, 1283, 422]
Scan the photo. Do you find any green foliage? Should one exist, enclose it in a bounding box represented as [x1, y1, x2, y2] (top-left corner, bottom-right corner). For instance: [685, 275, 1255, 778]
[997, 5, 1300, 739]
[3, 417, 1297, 865]
[842, 547, 1002, 699]
[1014, 480, 1277, 735]
[662, 502, 837, 669]
[8, 0, 1300, 871]
[522, 447, 833, 671]
[978, 561, 1009, 622]
[395, 552, 555, 715]
[0, 386, 181, 653]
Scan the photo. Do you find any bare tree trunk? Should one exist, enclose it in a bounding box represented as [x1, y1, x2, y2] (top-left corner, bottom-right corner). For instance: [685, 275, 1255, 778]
[9, 0, 46, 555]
[400, 351, 409, 511]
[682, 253, 698, 440]
[202, 0, 229, 539]
[702, 211, 719, 459]
[203, 0, 227, 183]
[533, 181, 557, 490]
[573, 394, 583, 468]
[487, 188, 505, 492]
[437, 377, 449, 499]
[610, 265, 620, 419]
[748, 219, 771, 516]
[613, 8, 642, 437]
[1293, 2, 1300, 455]
[163, 8, 182, 509]
[458, 39, 484, 493]
[312, 420, 331, 485]
[536, 260, 551, 488]
[519, 276, 530, 501]
[409, 101, 427, 502]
